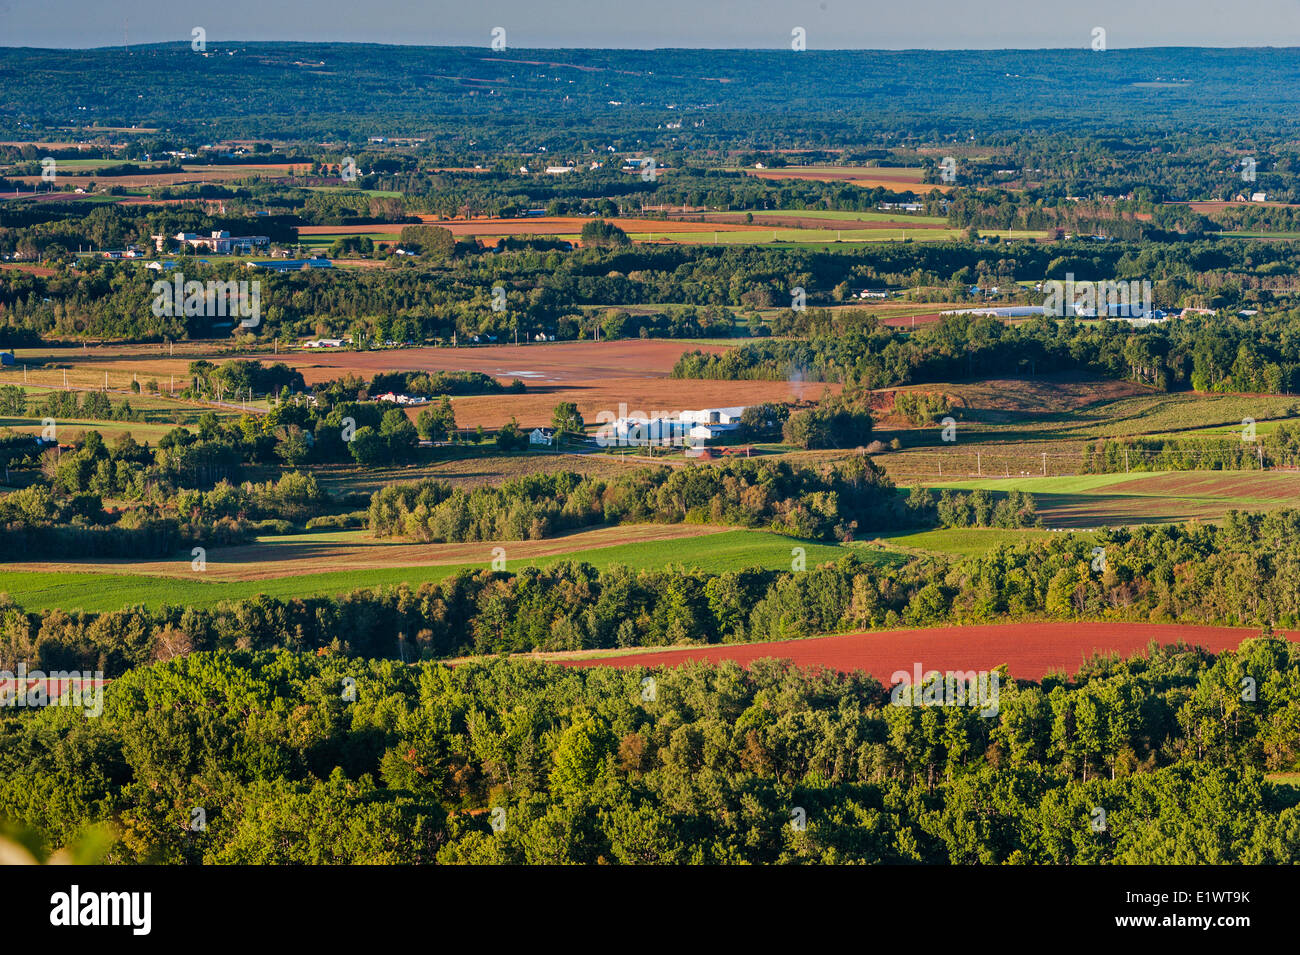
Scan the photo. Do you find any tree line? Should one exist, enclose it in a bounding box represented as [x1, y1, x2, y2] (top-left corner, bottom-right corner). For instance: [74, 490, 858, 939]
[0, 639, 1297, 863]
[8, 507, 1300, 675]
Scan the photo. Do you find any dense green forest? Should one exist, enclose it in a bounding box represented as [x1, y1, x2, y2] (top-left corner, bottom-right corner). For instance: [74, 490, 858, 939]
[12, 231, 1300, 350]
[673, 312, 1300, 393]
[367, 458, 918, 543]
[2, 640, 1297, 863]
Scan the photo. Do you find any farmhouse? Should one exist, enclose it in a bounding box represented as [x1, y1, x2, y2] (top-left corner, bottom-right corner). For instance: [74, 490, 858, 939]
[302, 338, 347, 349]
[529, 427, 555, 446]
[376, 392, 429, 406]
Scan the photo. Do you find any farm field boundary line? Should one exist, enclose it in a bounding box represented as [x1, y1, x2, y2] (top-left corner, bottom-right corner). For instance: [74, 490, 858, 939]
[0, 528, 876, 612]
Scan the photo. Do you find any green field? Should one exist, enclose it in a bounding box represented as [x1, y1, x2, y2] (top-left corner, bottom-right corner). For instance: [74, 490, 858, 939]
[922, 470, 1300, 528]
[0, 414, 181, 443]
[860, 525, 1079, 557]
[744, 208, 950, 225]
[628, 228, 1045, 245]
[0, 528, 901, 613]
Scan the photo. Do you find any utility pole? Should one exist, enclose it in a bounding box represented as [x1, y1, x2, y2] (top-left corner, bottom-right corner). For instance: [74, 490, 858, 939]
[1042, 452, 1047, 477]
[1124, 449, 1129, 473]
[977, 451, 981, 476]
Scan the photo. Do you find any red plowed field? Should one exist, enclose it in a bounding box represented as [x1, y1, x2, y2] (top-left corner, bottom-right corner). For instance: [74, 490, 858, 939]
[286, 339, 723, 383]
[554, 621, 1287, 681]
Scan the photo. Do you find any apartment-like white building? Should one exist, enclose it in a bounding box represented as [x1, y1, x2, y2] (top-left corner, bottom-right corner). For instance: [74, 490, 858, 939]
[606, 406, 746, 446]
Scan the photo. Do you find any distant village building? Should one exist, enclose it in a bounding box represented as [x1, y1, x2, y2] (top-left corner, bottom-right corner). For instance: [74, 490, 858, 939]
[529, 427, 555, 446]
[606, 406, 745, 447]
[152, 231, 270, 255]
[246, 258, 332, 272]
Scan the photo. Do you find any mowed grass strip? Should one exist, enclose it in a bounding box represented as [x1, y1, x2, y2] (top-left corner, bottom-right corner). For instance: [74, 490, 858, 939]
[861, 526, 1082, 558]
[0, 529, 895, 613]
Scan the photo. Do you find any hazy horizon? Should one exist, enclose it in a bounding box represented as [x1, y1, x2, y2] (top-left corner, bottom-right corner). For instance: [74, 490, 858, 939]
[3, 0, 1300, 51]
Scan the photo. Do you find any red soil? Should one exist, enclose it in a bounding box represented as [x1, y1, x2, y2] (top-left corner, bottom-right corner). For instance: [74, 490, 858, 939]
[555, 621, 1288, 681]
[286, 339, 729, 384]
[295, 216, 771, 237]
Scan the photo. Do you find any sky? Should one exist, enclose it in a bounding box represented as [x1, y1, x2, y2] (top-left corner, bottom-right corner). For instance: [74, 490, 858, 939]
[1, 0, 1298, 49]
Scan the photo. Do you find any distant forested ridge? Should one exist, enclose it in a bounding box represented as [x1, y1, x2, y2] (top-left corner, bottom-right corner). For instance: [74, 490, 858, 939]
[7, 45, 1300, 141]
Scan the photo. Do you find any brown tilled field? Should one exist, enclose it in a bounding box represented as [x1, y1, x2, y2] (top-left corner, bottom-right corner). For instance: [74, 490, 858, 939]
[286, 339, 719, 382]
[8, 163, 309, 188]
[745, 166, 953, 193]
[872, 375, 1148, 429]
[304, 450, 644, 495]
[278, 339, 835, 428]
[2, 522, 726, 581]
[280, 337, 832, 423]
[545, 621, 1288, 682]
[1030, 472, 1300, 527]
[10, 339, 820, 430]
[0, 262, 57, 277]
[449, 378, 832, 429]
[295, 216, 772, 238]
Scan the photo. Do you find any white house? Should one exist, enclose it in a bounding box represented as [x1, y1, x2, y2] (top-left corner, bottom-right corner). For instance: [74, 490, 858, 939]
[302, 338, 347, 349]
[377, 392, 429, 406]
[529, 427, 555, 446]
